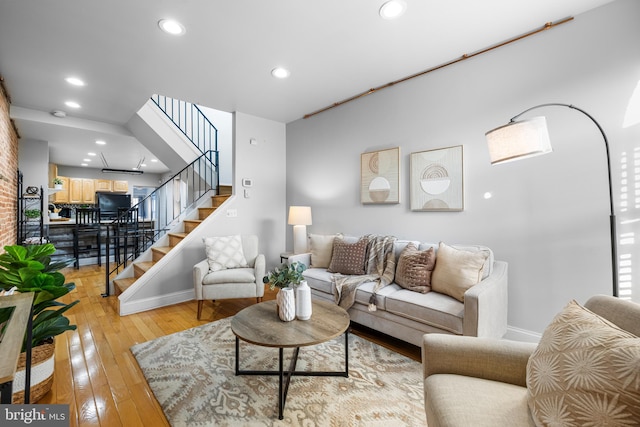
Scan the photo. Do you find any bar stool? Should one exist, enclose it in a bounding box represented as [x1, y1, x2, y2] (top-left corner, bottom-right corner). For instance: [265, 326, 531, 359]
[74, 208, 101, 269]
[115, 207, 139, 265]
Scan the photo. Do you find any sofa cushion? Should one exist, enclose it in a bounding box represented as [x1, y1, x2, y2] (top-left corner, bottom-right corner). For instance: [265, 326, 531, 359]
[353, 281, 401, 311]
[425, 374, 535, 427]
[526, 300, 640, 426]
[309, 234, 336, 268]
[431, 242, 489, 302]
[395, 243, 435, 293]
[327, 237, 368, 275]
[386, 290, 464, 334]
[303, 268, 336, 295]
[202, 267, 256, 285]
[203, 235, 248, 272]
[420, 242, 494, 278]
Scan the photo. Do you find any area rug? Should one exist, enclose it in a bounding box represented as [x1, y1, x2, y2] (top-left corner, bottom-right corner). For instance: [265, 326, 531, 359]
[131, 317, 426, 426]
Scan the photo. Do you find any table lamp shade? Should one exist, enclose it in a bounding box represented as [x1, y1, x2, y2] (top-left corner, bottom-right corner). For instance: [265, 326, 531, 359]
[288, 206, 312, 225]
[486, 116, 552, 165]
[288, 206, 312, 254]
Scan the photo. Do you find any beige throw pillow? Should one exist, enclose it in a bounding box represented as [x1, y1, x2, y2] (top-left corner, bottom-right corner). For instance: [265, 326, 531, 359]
[395, 243, 435, 293]
[327, 237, 368, 275]
[203, 235, 248, 272]
[527, 300, 640, 426]
[431, 242, 489, 302]
[309, 234, 336, 268]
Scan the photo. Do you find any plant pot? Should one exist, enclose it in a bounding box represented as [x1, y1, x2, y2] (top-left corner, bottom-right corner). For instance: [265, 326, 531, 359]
[12, 339, 55, 403]
[53, 184, 63, 190]
[276, 287, 296, 321]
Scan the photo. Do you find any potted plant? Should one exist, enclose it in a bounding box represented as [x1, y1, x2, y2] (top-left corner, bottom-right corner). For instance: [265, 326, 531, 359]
[0, 243, 79, 403]
[52, 177, 63, 190]
[24, 209, 41, 222]
[263, 262, 306, 321]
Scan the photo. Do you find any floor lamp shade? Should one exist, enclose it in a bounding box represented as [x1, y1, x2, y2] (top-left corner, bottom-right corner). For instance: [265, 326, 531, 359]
[288, 206, 312, 254]
[486, 116, 552, 164]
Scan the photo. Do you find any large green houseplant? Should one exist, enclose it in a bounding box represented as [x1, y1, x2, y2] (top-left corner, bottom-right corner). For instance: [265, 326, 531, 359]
[0, 243, 78, 351]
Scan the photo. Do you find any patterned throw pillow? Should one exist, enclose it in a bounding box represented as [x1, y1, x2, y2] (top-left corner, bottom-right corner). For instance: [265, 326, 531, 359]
[431, 242, 489, 302]
[203, 235, 248, 272]
[327, 237, 368, 275]
[526, 300, 640, 426]
[309, 234, 336, 268]
[395, 243, 435, 293]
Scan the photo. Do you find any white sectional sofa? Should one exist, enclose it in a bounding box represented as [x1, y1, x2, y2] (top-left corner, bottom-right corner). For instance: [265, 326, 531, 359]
[288, 235, 508, 347]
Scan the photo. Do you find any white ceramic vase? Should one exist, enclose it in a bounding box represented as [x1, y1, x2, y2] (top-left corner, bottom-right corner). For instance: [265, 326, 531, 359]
[296, 280, 312, 320]
[276, 287, 296, 321]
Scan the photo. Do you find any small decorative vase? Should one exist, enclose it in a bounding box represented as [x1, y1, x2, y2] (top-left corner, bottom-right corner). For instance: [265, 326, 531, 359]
[276, 287, 296, 321]
[54, 184, 63, 190]
[296, 280, 312, 320]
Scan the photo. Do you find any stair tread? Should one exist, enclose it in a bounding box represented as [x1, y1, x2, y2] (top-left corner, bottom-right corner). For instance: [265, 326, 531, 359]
[183, 219, 202, 223]
[169, 232, 188, 238]
[152, 246, 172, 254]
[113, 277, 136, 292]
[135, 261, 156, 272]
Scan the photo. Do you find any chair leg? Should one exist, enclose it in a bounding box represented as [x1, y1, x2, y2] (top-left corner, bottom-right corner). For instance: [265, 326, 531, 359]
[257, 297, 262, 303]
[197, 300, 204, 320]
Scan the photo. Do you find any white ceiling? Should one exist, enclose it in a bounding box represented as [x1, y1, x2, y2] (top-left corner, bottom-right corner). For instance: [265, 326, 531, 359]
[0, 0, 614, 174]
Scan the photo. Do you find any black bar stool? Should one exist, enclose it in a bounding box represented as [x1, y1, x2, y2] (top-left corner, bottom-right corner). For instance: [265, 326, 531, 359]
[74, 208, 101, 269]
[116, 207, 139, 266]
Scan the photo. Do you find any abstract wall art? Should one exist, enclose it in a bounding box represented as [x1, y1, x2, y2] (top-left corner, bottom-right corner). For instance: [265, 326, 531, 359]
[360, 147, 400, 204]
[410, 145, 463, 211]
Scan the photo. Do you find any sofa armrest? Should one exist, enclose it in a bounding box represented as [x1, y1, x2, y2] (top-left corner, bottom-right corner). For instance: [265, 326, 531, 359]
[193, 259, 209, 299]
[463, 260, 508, 338]
[422, 334, 536, 387]
[287, 252, 311, 267]
[254, 254, 266, 297]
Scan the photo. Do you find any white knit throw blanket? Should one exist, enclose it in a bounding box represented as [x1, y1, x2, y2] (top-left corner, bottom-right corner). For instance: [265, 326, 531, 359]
[331, 235, 397, 311]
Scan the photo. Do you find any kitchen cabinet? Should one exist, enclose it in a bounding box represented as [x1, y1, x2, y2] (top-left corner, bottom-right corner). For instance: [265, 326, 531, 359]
[69, 178, 95, 204]
[95, 179, 113, 192]
[113, 180, 128, 192]
[52, 176, 70, 203]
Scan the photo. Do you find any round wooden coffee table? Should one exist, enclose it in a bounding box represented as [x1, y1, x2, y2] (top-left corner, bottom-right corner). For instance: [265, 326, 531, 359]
[231, 299, 350, 420]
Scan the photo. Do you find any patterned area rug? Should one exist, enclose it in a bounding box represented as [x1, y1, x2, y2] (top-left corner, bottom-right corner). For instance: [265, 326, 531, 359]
[131, 318, 426, 426]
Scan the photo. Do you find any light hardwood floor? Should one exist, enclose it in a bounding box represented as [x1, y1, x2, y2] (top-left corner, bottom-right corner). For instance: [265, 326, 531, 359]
[37, 265, 420, 426]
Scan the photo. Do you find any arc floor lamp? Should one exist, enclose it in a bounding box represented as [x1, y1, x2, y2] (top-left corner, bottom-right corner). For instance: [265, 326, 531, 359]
[485, 103, 618, 297]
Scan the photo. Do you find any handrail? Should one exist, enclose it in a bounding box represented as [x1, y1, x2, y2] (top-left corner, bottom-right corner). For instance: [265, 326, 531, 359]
[150, 94, 218, 156]
[102, 150, 219, 296]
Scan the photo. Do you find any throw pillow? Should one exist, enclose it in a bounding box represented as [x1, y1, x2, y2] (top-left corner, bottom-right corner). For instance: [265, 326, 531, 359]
[431, 242, 489, 302]
[203, 235, 248, 272]
[309, 234, 336, 268]
[395, 243, 435, 293]
[327, 237, 368, 275]
[526, 300, 640, 426]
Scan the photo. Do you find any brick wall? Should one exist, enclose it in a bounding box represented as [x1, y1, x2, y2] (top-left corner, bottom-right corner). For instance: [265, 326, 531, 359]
[0, 78, 18, 246]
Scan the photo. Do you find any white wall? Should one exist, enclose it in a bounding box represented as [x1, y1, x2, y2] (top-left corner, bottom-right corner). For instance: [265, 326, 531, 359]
[199, 106, 233, 186]
[286, 0, 640, 340]
[18, 139, 49, 191]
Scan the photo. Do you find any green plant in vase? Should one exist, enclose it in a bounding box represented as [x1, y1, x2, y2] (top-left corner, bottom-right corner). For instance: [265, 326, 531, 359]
[24, 209, 41, 221]
[263, 261, 307, 290]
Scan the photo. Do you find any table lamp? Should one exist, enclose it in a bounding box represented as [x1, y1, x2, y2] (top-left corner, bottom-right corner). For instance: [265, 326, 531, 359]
[288, 206, 312, 254]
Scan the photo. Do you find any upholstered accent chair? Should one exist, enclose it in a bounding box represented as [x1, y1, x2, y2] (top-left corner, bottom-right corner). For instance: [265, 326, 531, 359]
[422, 295, 640, 426]
[193, 234, 266, 320]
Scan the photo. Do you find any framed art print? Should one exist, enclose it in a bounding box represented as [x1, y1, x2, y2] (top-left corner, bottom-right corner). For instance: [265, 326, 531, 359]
[410, 145, 463, 211]
[361, 147, 400, 204]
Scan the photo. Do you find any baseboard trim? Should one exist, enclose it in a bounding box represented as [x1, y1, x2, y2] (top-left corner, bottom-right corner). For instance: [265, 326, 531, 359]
[119, 289, 195, 316]
[504, 325, 541, 343]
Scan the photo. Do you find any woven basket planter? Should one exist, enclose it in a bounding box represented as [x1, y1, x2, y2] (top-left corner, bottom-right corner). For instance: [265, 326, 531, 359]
[12, 339, 55, 404]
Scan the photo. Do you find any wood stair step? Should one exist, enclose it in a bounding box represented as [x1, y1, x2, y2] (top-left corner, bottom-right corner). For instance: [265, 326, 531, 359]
[113, 277, 136, 295]
[184, 219, 202, 233]
[212, 195, 230, 207]
[198, 207, 215, 219]
[134, 261, 156, 278]
[218, 185, 232, 195]
[169, 232, 188, 247]
[151, 246, 172, 262]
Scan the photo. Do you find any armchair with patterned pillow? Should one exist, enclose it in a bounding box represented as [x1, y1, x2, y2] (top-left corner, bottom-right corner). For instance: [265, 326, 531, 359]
[193, 234, 265, 319]
[422, 295, 640, 426]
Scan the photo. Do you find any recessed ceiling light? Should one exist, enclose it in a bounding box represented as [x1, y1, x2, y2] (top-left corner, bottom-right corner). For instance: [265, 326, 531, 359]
[83, 158, 91, 162]
[81, 163, 88, 167]
[151, 158, 158, 162]
[65, 101, 81, 109]
[95, 140, 106, 145]
[51, 110, 66, 118]
[271, 67, 290, 79]
[140, 163, 147, 168]
[379, 0, 407, 19]
[88, 152, 96, 156]
[158, 19, 186, 35]
[132, 167, 139, 170]
[65, 77, 85, 86]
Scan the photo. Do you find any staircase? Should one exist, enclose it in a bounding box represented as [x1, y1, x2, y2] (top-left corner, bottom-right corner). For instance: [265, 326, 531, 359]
[110, 188, 231, 311]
